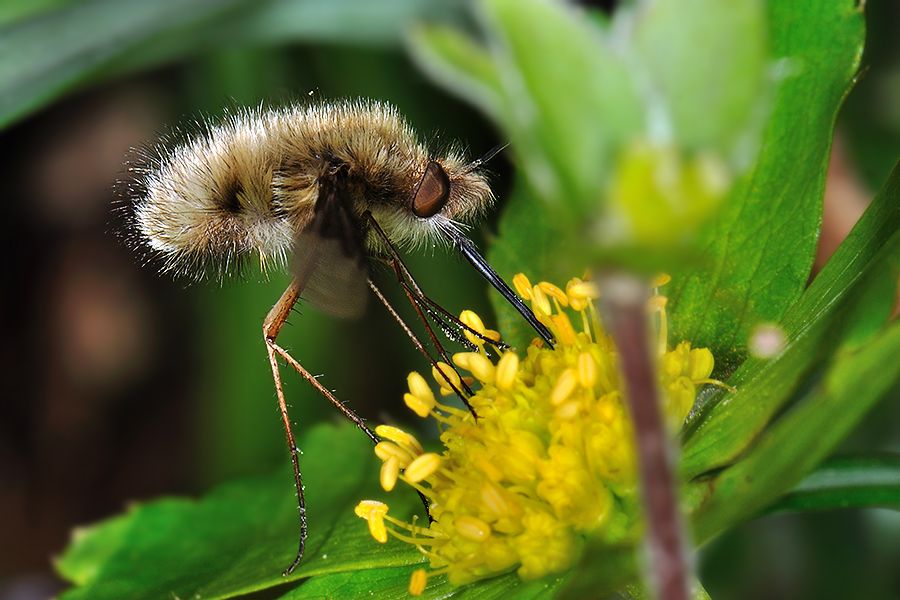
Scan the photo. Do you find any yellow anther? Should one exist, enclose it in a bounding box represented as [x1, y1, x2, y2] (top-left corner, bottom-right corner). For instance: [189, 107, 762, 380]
[551, 313, 577, 346]
[355, 501, 389, 543]
[460, 310, 486, 333]
[405, 453, 441, 482]
[375, 425, 424, 456]
[381, 455, 400, 491]
[374, 441, 413, 468]
[432, 361, 461, 392]
[513, 273, 533, 299]
[538, 282, 568, 307]
[651, 273, 672, 288]
[687, 347, 715, 381]
[407, 372, 435, 405]
[354, 499, 387, 519]
[454, 352, 495, 384]
[647, 294, 668, 313]
[555, 401, 580, 420]
[454, 515, 492, 541]
[531, 285, 552, 316]
[404, 392, 434, 418]
[460, 310, 487, 346]
[409, 569, 428, 596]
[495, 352, 519, 390]
[566, 279, 600, 301]
[481, 483, 511, 517]
[551, 369, 578, 406]
[484, 329, 502, 343]
[578, 352, 597, 388]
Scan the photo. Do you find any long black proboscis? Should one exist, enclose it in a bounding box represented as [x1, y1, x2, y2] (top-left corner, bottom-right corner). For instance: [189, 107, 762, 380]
[446, 229, 555, 347]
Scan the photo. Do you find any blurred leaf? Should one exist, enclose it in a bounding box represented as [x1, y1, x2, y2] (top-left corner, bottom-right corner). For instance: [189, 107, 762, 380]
[692, 319, 900, 543]
[57, 423, 425, 600]
[411, 0, 643, 225]
[478, 0, 643, 217]
[0, 0, 470, 129]
[681, 160, 900, 480]
[209, 0, 467, 46]
[0, 0, 72, 26]
[408, 23, 504, 118]
[106, 0, 472, 82]
[557, 544, 636, 600]
[0, 0, 252, 128]
[763, 454, 900, 514]
[620, 578, 713, 600]
[667, 0, 865, 367]
[632, 0, 767, 158]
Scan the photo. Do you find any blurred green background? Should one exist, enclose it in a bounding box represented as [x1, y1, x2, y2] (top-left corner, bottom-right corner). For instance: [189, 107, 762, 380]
[0, 1, 898, 599]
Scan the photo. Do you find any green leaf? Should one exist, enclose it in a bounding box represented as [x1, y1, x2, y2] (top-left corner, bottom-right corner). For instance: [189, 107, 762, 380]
[763, 454, 900, 514]
[557, 545, 637, 600]
[411, 0, 643, 223]
[408, 23, 505, 120]
[681, 160, 900, 480]
[0, 0, 72, 27]
[105, 0, 471, 86]
[57, 422, 569, 599]
[0, 0, 470, 129]
[57, 423, 425, 600]
[667, 0, 865, 367]
[632, 0, 767, 158]
[620, 578, 713, 600]
[691, 319, 900, 543]
[479, 0, 643, 216]
[0, 0, 253, 128]
[278, 567, 568, 599]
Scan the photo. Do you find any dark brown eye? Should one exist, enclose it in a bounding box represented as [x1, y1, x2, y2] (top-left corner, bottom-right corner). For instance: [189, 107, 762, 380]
[412, 161, 450, 218]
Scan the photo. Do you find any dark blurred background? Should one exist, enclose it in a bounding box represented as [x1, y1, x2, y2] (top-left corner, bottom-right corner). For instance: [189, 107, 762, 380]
[0, 1, 899, 599]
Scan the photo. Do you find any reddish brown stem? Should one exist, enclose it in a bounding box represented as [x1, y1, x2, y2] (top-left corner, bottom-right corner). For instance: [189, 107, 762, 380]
[602, 275, 689, 600]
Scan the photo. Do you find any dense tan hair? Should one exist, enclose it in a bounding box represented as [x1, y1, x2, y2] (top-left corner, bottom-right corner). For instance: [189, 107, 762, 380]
[122, 99, 494, 280]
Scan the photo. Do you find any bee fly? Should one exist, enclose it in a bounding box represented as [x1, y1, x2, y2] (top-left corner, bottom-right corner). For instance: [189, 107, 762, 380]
[121, 98, 554, 575]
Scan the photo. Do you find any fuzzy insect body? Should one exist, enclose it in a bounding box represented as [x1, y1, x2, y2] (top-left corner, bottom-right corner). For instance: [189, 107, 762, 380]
[121, 98, 552, 576]
[128, 99, 493, 289]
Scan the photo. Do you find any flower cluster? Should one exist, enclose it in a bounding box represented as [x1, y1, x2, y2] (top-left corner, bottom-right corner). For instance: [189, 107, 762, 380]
[356, 274, 717, 595]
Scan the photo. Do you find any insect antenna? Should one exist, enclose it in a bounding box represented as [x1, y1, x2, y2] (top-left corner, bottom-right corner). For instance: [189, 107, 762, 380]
[462, 143, 508, 173]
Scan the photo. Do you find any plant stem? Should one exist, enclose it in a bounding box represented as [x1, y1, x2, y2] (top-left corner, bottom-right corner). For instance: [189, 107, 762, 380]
[601, 274, 690, 600]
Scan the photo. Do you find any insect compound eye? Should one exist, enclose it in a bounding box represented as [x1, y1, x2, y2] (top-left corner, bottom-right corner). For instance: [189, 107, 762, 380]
[412, 161, 451, 218]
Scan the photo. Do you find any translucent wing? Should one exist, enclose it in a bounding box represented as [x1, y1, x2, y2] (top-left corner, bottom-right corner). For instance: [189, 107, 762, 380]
[290, 169, 369, 319]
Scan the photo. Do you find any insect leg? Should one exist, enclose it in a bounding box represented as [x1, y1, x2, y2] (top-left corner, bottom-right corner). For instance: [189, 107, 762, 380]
[264, 278, 379, 576]
[367, 278, 473, 403]
[364, 212, 504, 352]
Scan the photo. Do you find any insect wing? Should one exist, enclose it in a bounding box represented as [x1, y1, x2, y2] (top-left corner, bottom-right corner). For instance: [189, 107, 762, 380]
[290, 171, 369, 319]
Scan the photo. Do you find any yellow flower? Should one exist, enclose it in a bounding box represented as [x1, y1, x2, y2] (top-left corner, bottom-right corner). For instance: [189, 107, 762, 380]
[355, 274, 720, 594]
